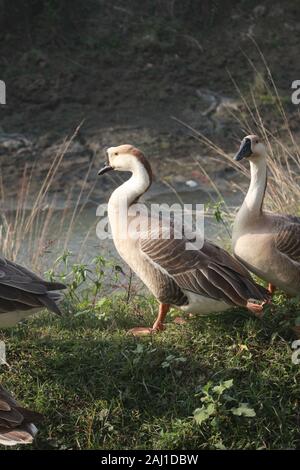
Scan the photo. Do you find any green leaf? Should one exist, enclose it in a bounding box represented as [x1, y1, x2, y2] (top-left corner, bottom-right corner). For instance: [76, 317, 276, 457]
[161, 362, 170, 368]
[231, 403, 256, 417]
[96, 297, 109, 308]
[193, 403, 216, 425]
[176, 357, 187, 363]
[214, 441, 226, 450]
[134, 344, 144, 354]
[165, 355, 175, 361]
[212, 379, 233, 395]
[201, 381, 212, 394]
[74, 309, 90, 317]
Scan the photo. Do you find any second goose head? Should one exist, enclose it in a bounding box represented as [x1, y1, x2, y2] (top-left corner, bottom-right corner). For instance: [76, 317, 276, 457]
[234, 134, 267, 162]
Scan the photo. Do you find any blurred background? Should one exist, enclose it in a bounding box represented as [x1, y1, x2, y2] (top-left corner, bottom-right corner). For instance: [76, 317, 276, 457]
[0, 0, 299, 269]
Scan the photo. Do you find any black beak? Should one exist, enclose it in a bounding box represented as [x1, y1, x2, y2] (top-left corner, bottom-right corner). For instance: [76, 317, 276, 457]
[98, 147, 113, 175]
[234, 138, 252, 161]
[98, 164, 113, 176]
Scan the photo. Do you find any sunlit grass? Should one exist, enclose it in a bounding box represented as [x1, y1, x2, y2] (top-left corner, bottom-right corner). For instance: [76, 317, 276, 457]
[0, 289, 299, 450]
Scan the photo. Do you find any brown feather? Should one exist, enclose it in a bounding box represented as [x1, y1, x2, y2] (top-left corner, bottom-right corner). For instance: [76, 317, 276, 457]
[140, 225, 269, 308]
[0, 257, 65, 320]
[0, 385, 41, 446]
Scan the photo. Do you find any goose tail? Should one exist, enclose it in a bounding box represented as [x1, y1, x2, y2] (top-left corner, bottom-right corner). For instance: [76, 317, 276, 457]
[38, 291, 65, 315]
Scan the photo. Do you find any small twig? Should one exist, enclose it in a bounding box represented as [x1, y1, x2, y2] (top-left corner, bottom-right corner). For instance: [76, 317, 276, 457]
[126, 269, 133, 304]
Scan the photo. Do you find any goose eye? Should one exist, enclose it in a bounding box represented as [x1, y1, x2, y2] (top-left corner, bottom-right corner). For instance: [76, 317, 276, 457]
[255, 140, 259, 144]
[115, 152, 118, 156]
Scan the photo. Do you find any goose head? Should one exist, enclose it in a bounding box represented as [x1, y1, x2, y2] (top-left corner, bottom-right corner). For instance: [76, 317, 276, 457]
[98, 144, 152, 178]
[234, 135, 267, 162]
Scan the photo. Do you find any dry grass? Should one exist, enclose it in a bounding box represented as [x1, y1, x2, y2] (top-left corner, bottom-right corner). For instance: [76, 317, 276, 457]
[0, 123, 96, 273]
[174, 39, 300, 218]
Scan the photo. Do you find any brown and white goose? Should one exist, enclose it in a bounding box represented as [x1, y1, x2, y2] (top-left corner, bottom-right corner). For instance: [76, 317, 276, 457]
[233, 134, 300, 296]
[0, 257, 65, 444]
[0, 385, 42, 446]
[98, 144, 269, 335]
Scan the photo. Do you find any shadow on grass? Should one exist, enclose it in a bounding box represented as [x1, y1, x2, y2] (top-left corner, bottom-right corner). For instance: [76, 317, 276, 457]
[1, 303, 299, 449]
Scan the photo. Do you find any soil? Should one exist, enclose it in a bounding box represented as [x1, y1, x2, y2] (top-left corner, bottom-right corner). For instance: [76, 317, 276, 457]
[0, 0, 300, 205]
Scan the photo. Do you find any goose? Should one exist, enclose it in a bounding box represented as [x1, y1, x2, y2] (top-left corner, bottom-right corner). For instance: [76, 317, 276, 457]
[0, 257, 65, 444]
[98, 144, 269, 335]
[0, 257, 65, 328]
[232, 134, 300, 296]
[0, 385, 42, 446]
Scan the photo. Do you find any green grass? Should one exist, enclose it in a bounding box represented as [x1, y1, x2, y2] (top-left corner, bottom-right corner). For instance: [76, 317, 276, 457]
[1, 293, 300, 450]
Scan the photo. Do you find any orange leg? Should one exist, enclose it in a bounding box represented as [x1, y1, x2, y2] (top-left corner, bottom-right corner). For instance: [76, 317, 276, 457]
[128, 303, 170, 337]
[247, 300, 269, 319]
[268, 283, 276, 295]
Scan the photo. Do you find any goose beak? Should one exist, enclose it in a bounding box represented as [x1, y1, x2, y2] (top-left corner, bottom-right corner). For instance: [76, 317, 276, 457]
[234, 138, 252, 161]
[98, 165, 113, 175]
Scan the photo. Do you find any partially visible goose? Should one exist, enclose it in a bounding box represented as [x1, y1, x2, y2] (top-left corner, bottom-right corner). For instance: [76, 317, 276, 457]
[0, 257, 65, 444]
[232, 134, 300, 296]
[0, 385, 42, 446]
[98, 144, 269, 335]
[0, 257, 65, 328]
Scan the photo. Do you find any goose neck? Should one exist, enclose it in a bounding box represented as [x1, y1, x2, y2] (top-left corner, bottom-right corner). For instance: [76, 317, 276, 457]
[107, 161, 151, 235]
[242, 156, 267, 216]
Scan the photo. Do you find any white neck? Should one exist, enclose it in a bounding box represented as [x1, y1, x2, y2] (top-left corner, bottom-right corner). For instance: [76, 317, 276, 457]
[240, 155, 267, 218]
[107, 160, 150, 238]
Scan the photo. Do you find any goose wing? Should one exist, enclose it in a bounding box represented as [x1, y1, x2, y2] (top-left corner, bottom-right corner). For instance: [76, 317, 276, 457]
[0, 257, 65, 293]
[0, 385, 42, 446]
[140, 234, 268, 307]
[0, 257, 66, 315]
[275, 220, 300, 263]
[282, 214, 300, 225]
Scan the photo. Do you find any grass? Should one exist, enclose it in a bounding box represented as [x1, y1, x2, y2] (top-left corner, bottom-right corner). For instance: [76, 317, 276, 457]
[0, 281, 300, 450]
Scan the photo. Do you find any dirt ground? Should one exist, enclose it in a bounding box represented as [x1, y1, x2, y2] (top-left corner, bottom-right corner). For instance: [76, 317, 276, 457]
[0, 0, 300, 204]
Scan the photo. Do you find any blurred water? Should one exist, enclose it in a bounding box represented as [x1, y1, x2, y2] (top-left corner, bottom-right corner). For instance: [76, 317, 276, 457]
[9, 187, 240, 275]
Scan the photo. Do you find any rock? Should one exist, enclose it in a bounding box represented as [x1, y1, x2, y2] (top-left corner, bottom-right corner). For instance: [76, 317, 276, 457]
[253, 5, 266, 17]
[0, 133, 32, 154]
[185, 180, 198, 188]
[284, 22, 300, 32]
[215, 97, 240, 117]
[43, 141, 86, 159]
[196, 88, 240, 118]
